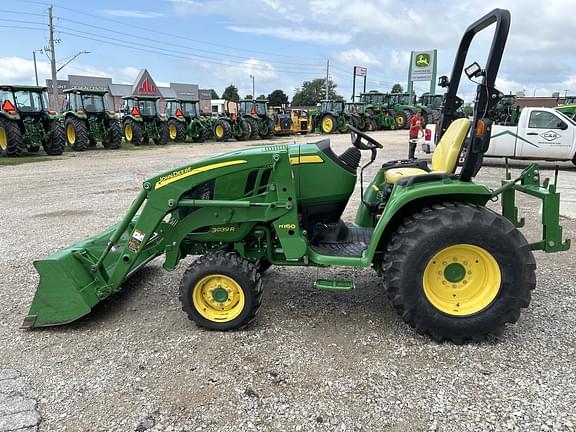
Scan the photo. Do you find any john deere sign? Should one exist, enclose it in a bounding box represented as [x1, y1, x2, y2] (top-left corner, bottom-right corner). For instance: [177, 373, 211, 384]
[410, 50, 436, 81]
[407, 49, 438, 96]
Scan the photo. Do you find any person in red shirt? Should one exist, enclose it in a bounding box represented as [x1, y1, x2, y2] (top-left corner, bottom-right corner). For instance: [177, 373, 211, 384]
[408, 109, 424, 159]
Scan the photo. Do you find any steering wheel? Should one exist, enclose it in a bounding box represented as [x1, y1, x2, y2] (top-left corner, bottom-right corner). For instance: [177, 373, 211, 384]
[348, 124, 383, 150]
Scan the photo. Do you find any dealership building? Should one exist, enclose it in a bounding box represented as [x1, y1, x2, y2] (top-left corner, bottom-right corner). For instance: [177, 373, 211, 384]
[46, 69, 218, 114]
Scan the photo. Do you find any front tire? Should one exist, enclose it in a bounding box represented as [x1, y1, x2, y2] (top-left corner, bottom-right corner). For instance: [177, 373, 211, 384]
[383, 202, 536, 343]
[65, 117, 89, 151]
[179, 251, 263, 330]
[320, 114, 336, 134]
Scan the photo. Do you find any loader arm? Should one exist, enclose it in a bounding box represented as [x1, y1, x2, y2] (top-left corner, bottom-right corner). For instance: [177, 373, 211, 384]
[24, 147, 305, 328]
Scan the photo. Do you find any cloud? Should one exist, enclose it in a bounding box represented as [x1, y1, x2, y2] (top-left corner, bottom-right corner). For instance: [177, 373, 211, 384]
[100, 10, 166, 18]
[227, 26, 351, 44]
[336, 49, 381, 66]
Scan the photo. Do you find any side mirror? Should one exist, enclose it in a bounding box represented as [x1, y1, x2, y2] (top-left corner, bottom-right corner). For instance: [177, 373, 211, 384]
[438, 76, 450, 88]
[559, 121, 568, 130]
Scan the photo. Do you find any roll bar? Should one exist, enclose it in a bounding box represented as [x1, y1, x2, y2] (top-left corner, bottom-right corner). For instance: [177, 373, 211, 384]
[439, 8, 511, 181]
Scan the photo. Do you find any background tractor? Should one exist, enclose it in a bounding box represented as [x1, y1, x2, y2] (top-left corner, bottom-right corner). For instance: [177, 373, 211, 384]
[238, 99, 275, 139]
[269, 104, 293, 136]
[417, 93, 443, 125]
[492, 94, 520, 125]
[345, 102, 375, 131]
[317, 100, 350, 134]
[359, 91, 397, 130]
[213, 101, 251, 141]
[121, 95, 168, 146]
[62, 88, 122, 151]
[287, 108, 313, 134]
[165, 98, 212, 143]
[556, 96, 576, 120]
[0, 85, 64, 156]
[387, 92, 418, 129]
[23, 9, 570, 344]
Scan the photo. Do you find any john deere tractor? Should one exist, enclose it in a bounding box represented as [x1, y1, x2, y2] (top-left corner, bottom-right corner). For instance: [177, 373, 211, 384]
[359, 91, 397, 130]
[317, 100, 350, 134]
[165, 98, 212, 143]
[213, 101, 251, 142]
[345, 102, 376, 131]
[387, 93, 418, 129]
[492, 94, 520, 126]
[62, 88, 122, 151]
[23, 10, 571, 344]
[0, 85, 64, 156]
[418, 93, 443, 125]
[121, 95, 168, 146]
[238, 99, 275, 139]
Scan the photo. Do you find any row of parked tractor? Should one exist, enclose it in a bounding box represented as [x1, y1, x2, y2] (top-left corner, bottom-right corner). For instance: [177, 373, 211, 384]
[0, 84, 444, 156]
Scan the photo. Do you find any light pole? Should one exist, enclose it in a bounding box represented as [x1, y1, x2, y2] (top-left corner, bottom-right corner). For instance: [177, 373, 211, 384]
[250, 74, 255, 99]
[57, 50, 90, 73]
[32, 49, 43, 86]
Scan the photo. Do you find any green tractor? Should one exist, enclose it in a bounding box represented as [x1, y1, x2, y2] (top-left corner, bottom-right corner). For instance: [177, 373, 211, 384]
[0, 85, 64, 156]
[492, 94, 520, 125]
[345, 102, 376, 131]
[359, 91, 397, 130]
[165, 98, 212, 143]
[121, 95, 168, 146]
[213, 101, 251, 142]
[317, 100, 350, 134]
[62, 88, 122, 151]
[387, 92, 418, 129]
[418, 93, 443, 125]
[22, 9, 571, 343]
[238, 99, 275, 139]
[556, 96, 576, 121]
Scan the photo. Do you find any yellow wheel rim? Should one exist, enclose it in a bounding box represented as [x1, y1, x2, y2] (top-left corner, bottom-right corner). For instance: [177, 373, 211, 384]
[125, 124, 133, 141]
[192, 274, 245, 322]
[321, 117, 333, 133]
[0, 127, 7, 151]
[423, 244, 501, 316]
[66, 124, 76, 144]
[215, 124, 224, 138]
[169, 124, 177, 139]
[396, 115, 404, 127]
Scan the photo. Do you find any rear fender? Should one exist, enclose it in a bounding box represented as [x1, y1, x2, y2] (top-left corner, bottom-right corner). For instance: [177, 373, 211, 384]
[0, 110, 20, 121]
[123, 114, 143, 123]
[65, 111, 87, 120]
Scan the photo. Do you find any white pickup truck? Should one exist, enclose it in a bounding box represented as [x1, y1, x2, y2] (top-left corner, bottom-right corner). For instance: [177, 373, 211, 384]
[422, 107, 576, 165]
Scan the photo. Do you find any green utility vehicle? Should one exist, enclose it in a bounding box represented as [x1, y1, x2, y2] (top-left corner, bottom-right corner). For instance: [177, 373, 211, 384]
[317, 100, 350, 134]
[23, 10, 570, 343]
[359, 91, 397, 130]
[238, 99, 274, 139]
[121, 95, 168, 146]
[345, 102, 375, 131]
[0, 85, 64, 156]
[165, 98, 212, 143]
[62, 88, 122, 151]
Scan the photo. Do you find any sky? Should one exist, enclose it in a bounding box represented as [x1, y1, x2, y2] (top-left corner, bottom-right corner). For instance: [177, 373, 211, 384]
[2, 0, 576, 102]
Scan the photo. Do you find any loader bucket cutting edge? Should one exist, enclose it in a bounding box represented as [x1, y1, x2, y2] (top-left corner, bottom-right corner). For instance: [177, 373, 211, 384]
[22, 217, 155, 329]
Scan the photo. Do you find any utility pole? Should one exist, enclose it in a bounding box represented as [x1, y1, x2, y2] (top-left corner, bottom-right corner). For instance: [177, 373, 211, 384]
[32, 50, 42, 86]
[47, 5, 59, 112]
[250, 74, 255, 98]
[325, 59, 329, 100]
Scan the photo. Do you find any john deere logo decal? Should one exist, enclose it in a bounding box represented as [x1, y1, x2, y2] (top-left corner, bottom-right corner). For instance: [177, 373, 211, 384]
[416, 53, 430, 67]
[540, 130, 561, 141]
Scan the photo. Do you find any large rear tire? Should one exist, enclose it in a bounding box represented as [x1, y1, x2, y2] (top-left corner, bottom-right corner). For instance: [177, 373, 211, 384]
[320, 114, 336, 134]
[168, 119, 187, 142]
[214, 119, 231, 141]
[244, 117, 258, 139]
[179, 251, 263, 330]
[103, 120, 122, 150]
[0, 116, 25, 156]
[154, 122, 169, 145]
[123, 119, 143, 146]
[65, 117, 89, 151]
[237, 119, 251, 141]
[383, 202, 536, 343]
[42, 120, 65, 155]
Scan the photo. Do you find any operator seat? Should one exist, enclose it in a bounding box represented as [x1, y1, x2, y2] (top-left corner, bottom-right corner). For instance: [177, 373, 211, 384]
[384, 118, 472, 184]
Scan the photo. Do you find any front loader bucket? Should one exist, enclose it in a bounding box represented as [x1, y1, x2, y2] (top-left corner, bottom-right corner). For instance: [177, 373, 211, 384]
[22, 224, 127, 328]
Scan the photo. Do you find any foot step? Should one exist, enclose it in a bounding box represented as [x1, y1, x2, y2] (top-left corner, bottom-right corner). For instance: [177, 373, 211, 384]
[314, 279, 355, 292]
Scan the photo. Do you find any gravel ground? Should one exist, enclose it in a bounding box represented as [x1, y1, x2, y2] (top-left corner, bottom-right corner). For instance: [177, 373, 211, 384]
[0, 131, 575, 432]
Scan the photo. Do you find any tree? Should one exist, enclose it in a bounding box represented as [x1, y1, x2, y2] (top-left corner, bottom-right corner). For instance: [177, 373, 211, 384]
[268, 89, 289, 105]
[244, 94, 253, 100]
[222, 84, 240, 102]
[291, 78, 343, 106]
[391, 83, 404, 93]
[210, 89, 219, 99]
[256, 94, 267, 100]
